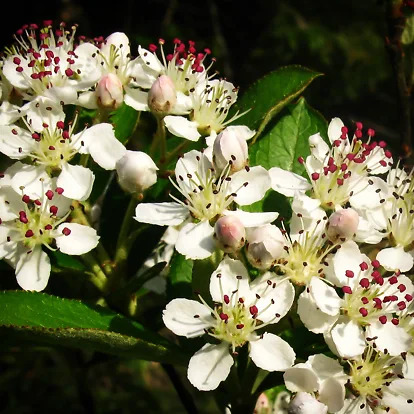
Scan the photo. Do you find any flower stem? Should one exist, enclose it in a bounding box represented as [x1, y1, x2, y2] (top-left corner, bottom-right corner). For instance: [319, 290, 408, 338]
[81, 252, 109, 294]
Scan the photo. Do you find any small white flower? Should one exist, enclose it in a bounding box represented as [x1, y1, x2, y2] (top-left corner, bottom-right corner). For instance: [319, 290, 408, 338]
[162, 257, 296, 390]
[134, 149, 275, 259]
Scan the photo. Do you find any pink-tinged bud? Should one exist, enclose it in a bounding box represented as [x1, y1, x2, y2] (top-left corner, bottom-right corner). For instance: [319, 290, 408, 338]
[246, 224, 285, 270]
[254, 393, 270, 414]
[115, 150, 158, 194]
[147, 75, 177, 114]
[326, 208, 359, 241]
[96, 73, 124, 109]
[213, 128, 249, 172]
[288, 392, 328, 414]
[214, 215, 246, 253]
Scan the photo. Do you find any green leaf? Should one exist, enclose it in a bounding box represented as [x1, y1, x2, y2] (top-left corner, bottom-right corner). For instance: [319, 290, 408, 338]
[230, 65, 322, 139]
[110, 103, 140, 144]
[167, 252, 193, 300]
[0, 291, 187, 364]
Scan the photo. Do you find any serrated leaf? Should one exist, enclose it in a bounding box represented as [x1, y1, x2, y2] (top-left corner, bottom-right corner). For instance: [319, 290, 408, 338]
[0, 291, 187, 364]
[110, 103, 140, 144]
[167, 252, 193, 300]
[230, 65, 322, 139]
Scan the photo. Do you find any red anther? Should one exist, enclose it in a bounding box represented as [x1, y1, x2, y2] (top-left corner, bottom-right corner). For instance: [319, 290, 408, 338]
[360, 261, 368, 271]
[42, 123, 49, 128]
[204, 48, 212, 54]
[341, 126, 348, 134]
[31, 73, 39, 79]
[65, 68, 74, 77]
[297, 156, 304, 164]
[62, 130, 70, 139]
[371, 270, 381, 278]
[378, 141, 386, 148]
[355, 130, 363, 139]
[405, 294, 413, 301]
[19, 212, 28, 224]
[342, 286, 352, 294]
[397, 301, 406, 310]
[360, 278, 370, 288]
[345, 270, 354, 278]
[333, 139, 341, 147]
[48, 146, 55, 150]
[196, 66, 204, 73]
[384, 150, 392, 159]
[359, 307, 368, 317]
[148, 44, 157, 52]
[25, 229, 34, 238]
[166, 54, 174, 62]
[367, 128, 375, 137]
[391, 318, 399, 325]
[34, 199, 41, 206]
[388, 276, 398, 285]
[355, 122, 363, 130]
[311, 172, 320, 181]
[22, 195, 31, 203]
[323, 167, 329, 176]
[13, 57, 21, 65]
[56, 121, 64, 129]
[328, 164, 337, 173]
[45, 190, 54, 200]
[54, 56, 60, 64]
[337, 178, 344, 186]
[49, 205, 58, 215]
[219, 313, 228, 321]
[223, 294, 230, 304]
[236, 324, 244, 329]
[16, 66, 24, 72]
[346, 153, 355, 161]
[44, 224, 53, 230]
[249, 305, 258, 315]
[371, 260, 380, 268]
[361, 297, 369, 304]
[55, 187, 64, 194]
[45, 50, 54, 59]
[238, 298, 244, 304]
[188, 46, 196, 54]
[379, 160, 387, 167]
[62, 227, 71, 236]
[373, 297, 382, 309]
[43, 20, 53, 26]
[173, 38, 181, 44]
[340, 163, 347, 171]
[379, 315, 387, 324]
[398, 284, 406, 293]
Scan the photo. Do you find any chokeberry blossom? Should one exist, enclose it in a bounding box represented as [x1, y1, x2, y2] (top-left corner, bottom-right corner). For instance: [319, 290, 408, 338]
[162, 257, 296, 390]
[0, 97, 126, 200]
[0, 169, 99, 291]
[134, 149, 275, 259]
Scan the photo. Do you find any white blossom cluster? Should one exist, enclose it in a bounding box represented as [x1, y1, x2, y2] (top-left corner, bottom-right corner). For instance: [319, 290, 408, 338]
[0, 21, 413, 413]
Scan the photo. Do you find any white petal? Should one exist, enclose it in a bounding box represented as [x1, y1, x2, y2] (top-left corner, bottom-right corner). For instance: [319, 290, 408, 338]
[175, 150, 212, 190]
[319, 378, 345, 413]
[225, 125, 256, 141]
[175, 220, 216, 259]
[24, 97, 65, 131]
[77, 91, 98, 109]
[376, 246, 413, 272]
[309, 277, 342, 316]
[337, 397, 373, 414]
[124, 86, 149, 111]
[70, 42, 101, 88]
[173, 92, 192, 115]
[138, 46, 164, 73]
[269, 167, 311, 197]
[0, 226, 19, 260]
[382, 379, 414, 414]
[56, 163, 95, 201]
[229, 166, 271, 206]
[249, 333, 295, 371]
[209, 256, 250, 302]
[331, 319, 366, 358]
[327, 117, 345, 144]
[350, 177, 389, 210]
[0, 101, 22, 125]
[134, 202, 188, 226]
[0, 185, 24, 220]
[223, 209, 278, 227]
[354, 215, 384, 245]
[297, 290, 338, 334]
[80, 123, 126, 170]
[162, 298, 214, 338]
[15, 246, 51, 291]
[365, 321, 412, 356]
[0, 125, 34, 159]
[308, 354, 346, 380]
[309, 132, 330, 162]
[10, 164, 50, 200]
[164, 115, 201, 141]
[187, 342, 233, 391]
[283, 365, 319, 393]
[55, 223, 99, 255]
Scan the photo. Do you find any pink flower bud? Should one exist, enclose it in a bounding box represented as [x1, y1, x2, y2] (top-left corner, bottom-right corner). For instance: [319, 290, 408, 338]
[148, 75, 177, 114]
[246, 224, 285, 270]
[96, 73, 124, 109]
[288, 392, 328, 414]
[115, 150, 158, 193]
[213, 128, 248, 172]
[327, 208, 359, 241]
[214, 215, 246, 253]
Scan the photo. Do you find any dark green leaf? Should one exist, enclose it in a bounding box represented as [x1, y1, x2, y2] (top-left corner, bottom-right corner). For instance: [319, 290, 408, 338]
[167, 252, 193, 300]
[0, 290, 187, 364]
[110, 103, 140, 144]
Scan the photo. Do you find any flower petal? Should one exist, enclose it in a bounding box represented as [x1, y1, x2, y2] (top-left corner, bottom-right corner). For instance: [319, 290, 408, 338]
[24, 97, 65, 132]
[134, 202, 188, 226]
[124, 86, 149, 111]
[319, 378, 345, 413]
[223, 209, 278, 227]
[162, 298, 214, 338]
[382, 379, 414, 414]
[249, 332, 295, 371]
[269, 167, 312, 197]
[331, 319, 365, 358]
[376, 246, 413, 272]
[164, 115, 201, 141]
[9, 164, 50, 200]
[309, 277, 342, 316]
[55, 223, 100, 255]
[175, 220, 216, 260]
[187, 342, 233, 391]
[283, 365, 319, 393]
[56, 163, 95, 201]
[15, 245, 51, 291]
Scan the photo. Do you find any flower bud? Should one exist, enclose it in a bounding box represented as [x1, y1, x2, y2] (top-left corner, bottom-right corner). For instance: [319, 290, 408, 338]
[213, 128, 248, 172]
[327, 208, 359, 241]
[288, 392, 328, 414]
[115, 150, 158, 194]
[148, 75, 177, 114]
[214, 215, 246, 253]
[254, 393, 271, 414]
[246, 224, 285, 270]
[97, 73, 124, 109]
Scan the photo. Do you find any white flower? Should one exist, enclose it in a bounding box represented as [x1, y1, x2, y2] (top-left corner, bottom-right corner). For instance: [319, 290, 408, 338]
[134, 149, 274, 259]
[2, 22, 100, 105]
[287, 392, 328, 414]
[0, 97, 126, 200]
[162, 257, 296, 390]
[0, 169, 99, 291]
[269, 118, 392, 211]
[298, 240, 414, 358]
[284, 353, 347, 413]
